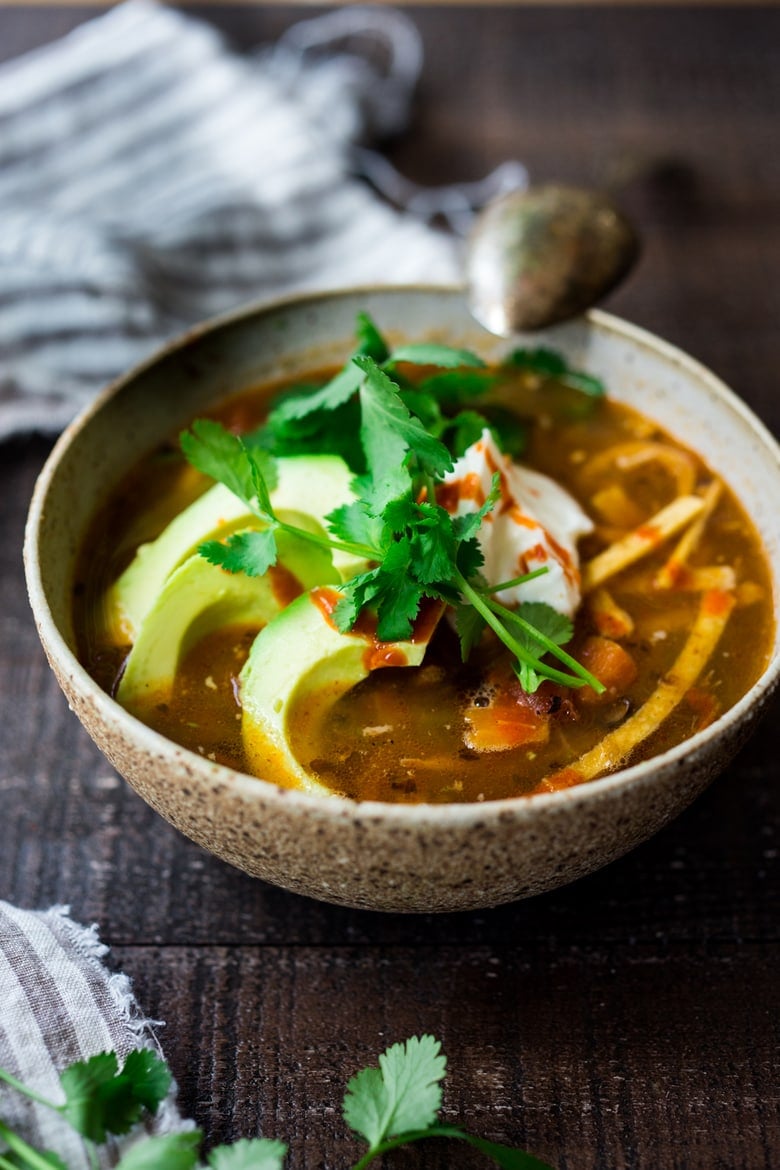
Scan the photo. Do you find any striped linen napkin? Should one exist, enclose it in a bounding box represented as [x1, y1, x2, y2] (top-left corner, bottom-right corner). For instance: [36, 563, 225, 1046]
[0, 901, 190, 1168]
[0, 0, 526, 441]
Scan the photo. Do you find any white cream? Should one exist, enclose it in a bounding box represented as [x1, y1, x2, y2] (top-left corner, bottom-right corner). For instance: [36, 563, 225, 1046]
[439, 430, 593, 617]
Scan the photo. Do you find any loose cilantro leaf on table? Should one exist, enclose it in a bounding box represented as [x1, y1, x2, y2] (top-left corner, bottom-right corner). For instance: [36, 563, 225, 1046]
[343, 1035, 446, 1151]
[342, 1035, 555, 1170]
[206, 1138, 288, 1170]
[0, 1036, 555, 1169]
[116, 1132, 203, 1170]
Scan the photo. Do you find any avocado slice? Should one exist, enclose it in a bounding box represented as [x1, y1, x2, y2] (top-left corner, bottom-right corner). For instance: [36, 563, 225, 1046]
[107, 454, 362, 641]
[117, 518, 339, 709]
[240, 590, 442, 796]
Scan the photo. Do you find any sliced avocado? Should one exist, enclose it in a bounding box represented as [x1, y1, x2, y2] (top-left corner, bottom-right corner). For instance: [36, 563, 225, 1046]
[117, 517, 339, 709]
[107, 454, 362, 641]
[240, 590, 442, 796]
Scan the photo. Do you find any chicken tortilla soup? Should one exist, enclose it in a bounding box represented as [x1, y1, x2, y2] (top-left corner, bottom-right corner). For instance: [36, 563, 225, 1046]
[75, 314, 774, 803]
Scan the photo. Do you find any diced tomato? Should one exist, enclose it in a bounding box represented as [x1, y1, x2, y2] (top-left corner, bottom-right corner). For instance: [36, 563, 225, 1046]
[577, 636, 638, 705]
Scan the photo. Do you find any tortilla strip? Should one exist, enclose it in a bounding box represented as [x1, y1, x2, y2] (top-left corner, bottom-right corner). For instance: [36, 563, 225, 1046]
[583, 441, 698, 497]
[539, 588, 735, 792]
[581, 495, 705, 592]
[654, 480, 722, 589]
[589, 586, 635, 639]
[621, 564, 737, 594]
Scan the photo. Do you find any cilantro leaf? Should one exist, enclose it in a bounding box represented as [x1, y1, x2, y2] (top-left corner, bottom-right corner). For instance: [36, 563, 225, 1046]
[207, 1137, 288, 1169]
[504, 602, 573, 656]
[199, 529, 278, 577]
[332, 568, 384, 633]
[445, 410, 491, 457]
[59, 1052, 141, 1142]
[355, 311, 390, 363]
[378, 1035, 446, 1136]
[260, 398, 365, 472]
[57, 1049, 171, 1143]
[343, 1035, 446, 1149]
[480, 406, 529, 458]
[455, 535, 485, 580]
[271, 364, 363, 424]
[115, 1132, 202, 1170]
[508, 347, 567, 378]
[503, 602, 576, 694]
[405, 505, 457, 585]
[326, 498, 383, 550]
[373, 561, 425, 643]
[270, 312, 389, 425]
[399, 388, 444, 434]
[454, 602, 487, 661]
[451, 474, 501, 544]
[181, 421, 277, 513]
[417, 369, 495, 406]
[388, 343, 485, 369]
[342, 1066, 387, 1150]
[508, 347, 605, 397]
[334, 545, 425, 643]
[115, 1050, 171, 1116]
[355, 356, 453, 488]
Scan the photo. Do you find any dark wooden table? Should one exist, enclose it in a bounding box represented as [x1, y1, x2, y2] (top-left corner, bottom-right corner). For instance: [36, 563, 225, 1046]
[2, 6, 779, 1169]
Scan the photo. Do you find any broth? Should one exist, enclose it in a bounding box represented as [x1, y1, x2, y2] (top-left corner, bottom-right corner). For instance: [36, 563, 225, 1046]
[75, 354, 775, 802]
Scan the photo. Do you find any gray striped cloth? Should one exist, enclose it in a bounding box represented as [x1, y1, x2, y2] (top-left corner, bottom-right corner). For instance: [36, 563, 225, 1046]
[0, 0, 526, 441]
[0, 901, 190, 1167]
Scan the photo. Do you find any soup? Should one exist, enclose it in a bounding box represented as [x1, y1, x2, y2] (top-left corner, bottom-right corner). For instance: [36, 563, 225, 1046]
[74, 319, 774, 803]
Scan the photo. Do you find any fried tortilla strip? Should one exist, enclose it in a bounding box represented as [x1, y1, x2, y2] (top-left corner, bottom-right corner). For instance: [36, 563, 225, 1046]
[583, 441, 698, 497]
[654, 480, 723, 589]
[588, 586, 635, 639]
[582, 495, 705, 592]
[539, 588, 735, 792]
[621, 564, 737, 594]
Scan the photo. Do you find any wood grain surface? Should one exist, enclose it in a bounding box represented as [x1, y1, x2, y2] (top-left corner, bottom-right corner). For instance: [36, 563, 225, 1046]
[1, 7, 779, 1170]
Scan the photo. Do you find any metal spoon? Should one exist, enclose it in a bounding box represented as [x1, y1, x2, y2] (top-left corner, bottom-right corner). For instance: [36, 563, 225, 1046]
[464, 183, 640, 335]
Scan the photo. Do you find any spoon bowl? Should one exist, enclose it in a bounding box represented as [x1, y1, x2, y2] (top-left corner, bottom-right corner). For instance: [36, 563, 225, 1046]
[465, 184, 640, 334]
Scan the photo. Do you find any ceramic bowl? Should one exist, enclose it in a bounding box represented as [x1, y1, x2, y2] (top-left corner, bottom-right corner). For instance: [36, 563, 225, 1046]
[24, 287, 780, 912]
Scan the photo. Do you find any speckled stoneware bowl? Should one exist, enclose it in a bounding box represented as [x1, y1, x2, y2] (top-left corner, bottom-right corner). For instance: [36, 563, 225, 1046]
[25, 287, 780, 912]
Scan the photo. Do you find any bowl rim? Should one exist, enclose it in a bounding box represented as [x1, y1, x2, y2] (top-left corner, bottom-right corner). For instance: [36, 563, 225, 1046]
[24, 283, 780, 827]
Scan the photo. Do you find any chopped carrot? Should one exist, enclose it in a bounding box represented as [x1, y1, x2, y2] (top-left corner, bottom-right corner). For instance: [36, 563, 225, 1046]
[464, 697, 550, 753]
[576, 636, 638, 705]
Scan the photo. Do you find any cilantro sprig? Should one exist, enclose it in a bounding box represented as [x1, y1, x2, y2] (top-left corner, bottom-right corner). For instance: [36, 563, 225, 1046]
[507, 347, 605, 398]
[344, 1035, 553, 1169]
[180, 315, 604, 694]
[0, 1036, 554, 1169]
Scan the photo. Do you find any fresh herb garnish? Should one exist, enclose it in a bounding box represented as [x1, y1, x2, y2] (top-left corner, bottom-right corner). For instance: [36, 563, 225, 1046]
[506, 347, 605, 398]
[179, 314, 605, 694]
[0, 1037, 554, 1169]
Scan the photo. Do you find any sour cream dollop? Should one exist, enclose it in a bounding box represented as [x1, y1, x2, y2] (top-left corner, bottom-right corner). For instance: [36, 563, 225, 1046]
[437, 430, 594, 618]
